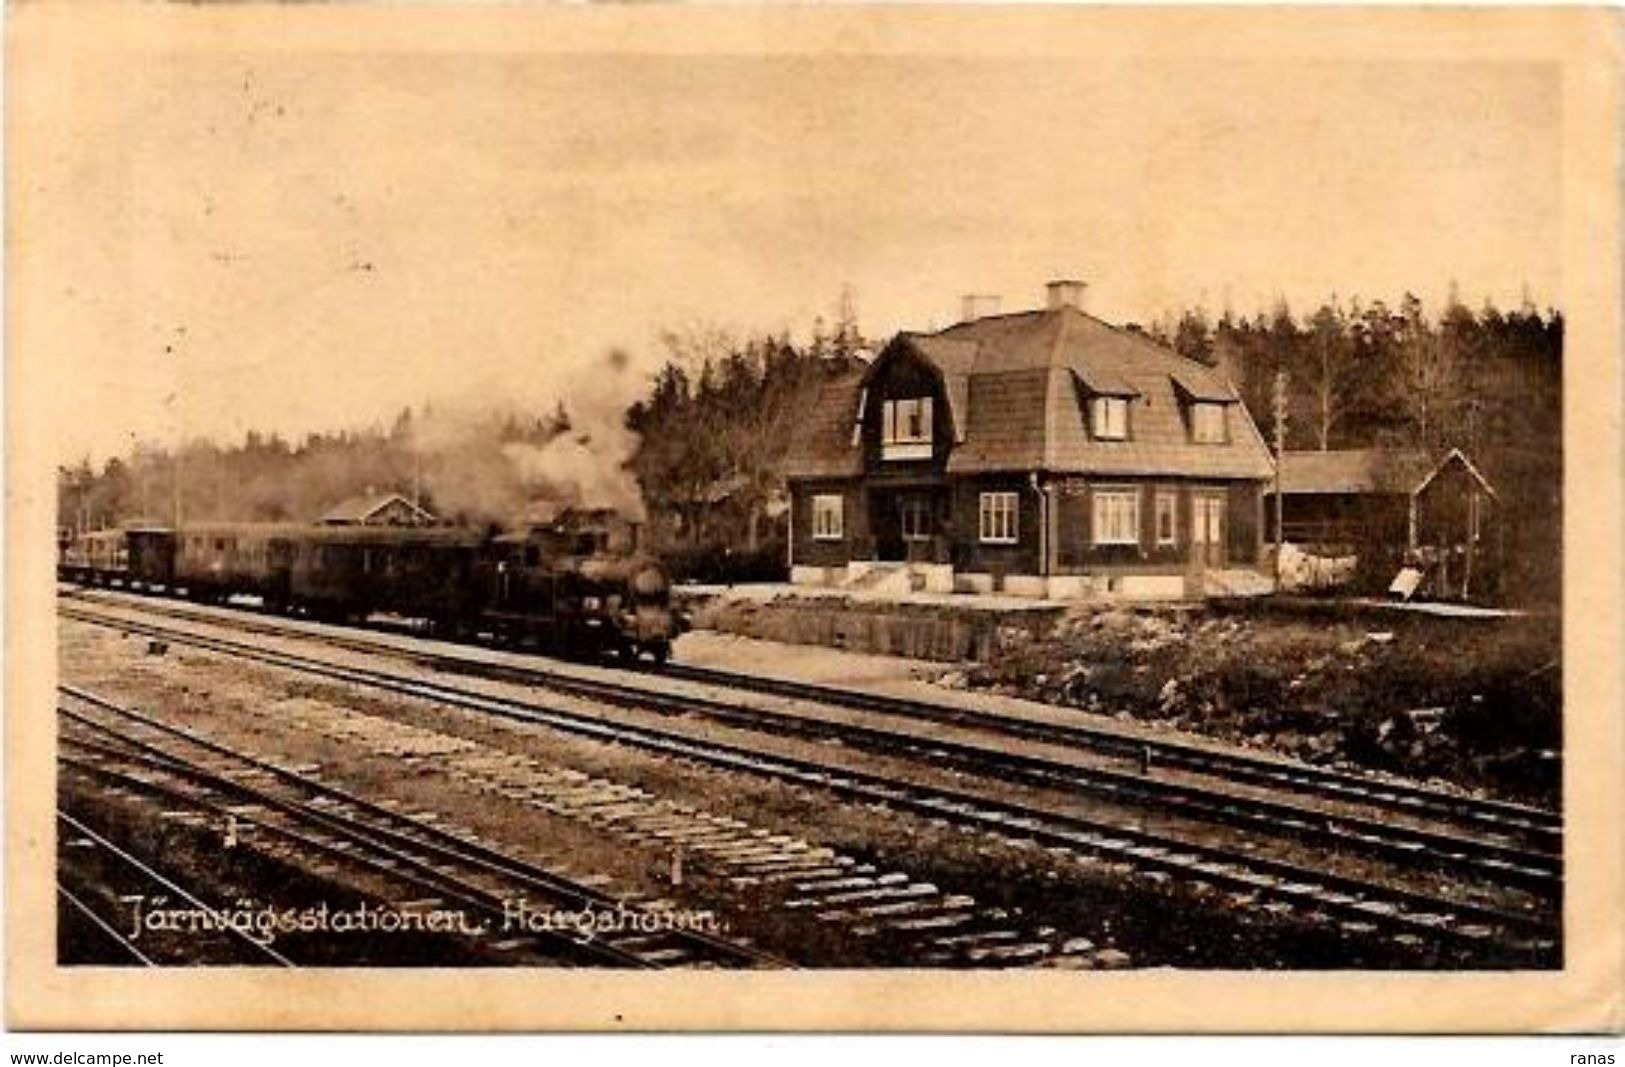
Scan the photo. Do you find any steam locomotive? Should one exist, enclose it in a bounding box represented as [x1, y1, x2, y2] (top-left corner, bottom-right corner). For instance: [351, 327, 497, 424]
[59, 510, 677, 663]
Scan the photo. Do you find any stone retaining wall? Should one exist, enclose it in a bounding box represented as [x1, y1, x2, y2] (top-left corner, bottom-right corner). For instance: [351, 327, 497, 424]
[687, 593, 1064, 663]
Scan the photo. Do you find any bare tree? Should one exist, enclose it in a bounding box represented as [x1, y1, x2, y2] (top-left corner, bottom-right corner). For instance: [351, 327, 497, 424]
[1304, 301, 1360, 451]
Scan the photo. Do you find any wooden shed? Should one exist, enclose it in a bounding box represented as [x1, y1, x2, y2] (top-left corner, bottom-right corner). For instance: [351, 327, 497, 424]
[1269, 447, 1498, 598]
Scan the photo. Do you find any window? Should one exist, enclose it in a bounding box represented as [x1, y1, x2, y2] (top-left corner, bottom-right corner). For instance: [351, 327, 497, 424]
[978, 492, 1018, 544]
[1191, 402, 1227, 443]
[882, 396, 934, 460]
[1155, 491, 1178, 546]
[1093, 488, 1140, 546]
[1091, 396, 1130, 440]
[812, 494, 844, 541]
[900, 496, 932, 542]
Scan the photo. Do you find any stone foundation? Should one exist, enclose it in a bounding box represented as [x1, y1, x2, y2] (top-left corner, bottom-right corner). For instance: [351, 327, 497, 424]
[792, 562, 1272, 601]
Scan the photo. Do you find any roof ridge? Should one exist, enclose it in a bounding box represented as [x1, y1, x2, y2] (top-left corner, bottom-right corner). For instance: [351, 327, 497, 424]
[1283, 447, 1433, 459]
[1074, 307, 1230, 375]
[935, 308, 1049, 333]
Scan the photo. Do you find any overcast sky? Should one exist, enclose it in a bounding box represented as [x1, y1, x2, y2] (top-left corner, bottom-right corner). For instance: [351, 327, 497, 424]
[21, 25, 1561, 463]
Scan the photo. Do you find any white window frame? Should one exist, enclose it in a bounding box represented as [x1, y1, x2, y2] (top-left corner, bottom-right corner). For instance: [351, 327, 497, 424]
[1091, 396, 1130, 440]
[1155, 490, 1178, 546]
[882, 396, 934, 461]
[1191, 402, 1228, 444]
[1092, 487, 1141, 546]
[978, 491, 1019, 544]
[811, 494, 844, 541]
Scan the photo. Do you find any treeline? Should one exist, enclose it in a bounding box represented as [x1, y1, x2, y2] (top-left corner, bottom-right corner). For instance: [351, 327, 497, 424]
[624, 319, 868, 579]
[57, 406, 573, 534]
[1154, 294, 1562, 457]
[1158, 295, 1562, 603]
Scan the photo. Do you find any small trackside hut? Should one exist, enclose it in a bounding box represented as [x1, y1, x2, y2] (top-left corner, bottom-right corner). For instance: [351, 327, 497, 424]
[1269, 447, 1500, 599]
[784, 281, 1278, 600]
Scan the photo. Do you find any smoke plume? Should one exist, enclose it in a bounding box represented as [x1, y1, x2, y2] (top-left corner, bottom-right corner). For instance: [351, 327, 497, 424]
[416, 348, 645, 525]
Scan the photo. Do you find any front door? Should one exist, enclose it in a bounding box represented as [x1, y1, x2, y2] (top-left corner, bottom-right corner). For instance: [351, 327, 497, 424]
[1193, 493, 1227, 568]
[899, 493, 935, 562]
[872, 490, 939, 563]
[872, 492, 905, 562]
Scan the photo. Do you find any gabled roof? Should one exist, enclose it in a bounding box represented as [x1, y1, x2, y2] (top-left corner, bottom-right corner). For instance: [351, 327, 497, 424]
[783, 369, 868, 479]
[895, 335, 980, 444]
[1169, 369, 1237, 404]
[787, 305, 1275, 480]
[1274, 448, 1496, 497]
[319, 492, 435, 525]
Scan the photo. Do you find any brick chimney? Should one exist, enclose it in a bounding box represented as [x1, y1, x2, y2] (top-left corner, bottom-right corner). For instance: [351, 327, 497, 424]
[959, 293, 1002, 322]
[1045, 279, 1087, 311]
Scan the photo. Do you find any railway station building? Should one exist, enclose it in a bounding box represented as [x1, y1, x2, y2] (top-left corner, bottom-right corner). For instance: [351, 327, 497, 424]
[784, 281, 1278, 599]
[319, 492, 436, 527]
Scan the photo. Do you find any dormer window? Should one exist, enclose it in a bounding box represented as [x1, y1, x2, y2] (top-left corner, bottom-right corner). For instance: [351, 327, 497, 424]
[1191, 402, 1227, 444]
[882, 396, 934, 461]
[1169, 372, 1235, 444]
[1091, 396, 1130, 440]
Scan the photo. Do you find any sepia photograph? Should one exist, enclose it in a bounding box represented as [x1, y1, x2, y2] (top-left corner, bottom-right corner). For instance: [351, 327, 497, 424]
[6, 2, 1621, 1033]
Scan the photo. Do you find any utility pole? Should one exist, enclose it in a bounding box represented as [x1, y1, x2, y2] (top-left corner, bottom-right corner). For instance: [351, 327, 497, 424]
[413, 429, 422, 514]
[1272, 369, 1288, 591]
[172, 449, 183, 527]
[411, 400, 426, 516]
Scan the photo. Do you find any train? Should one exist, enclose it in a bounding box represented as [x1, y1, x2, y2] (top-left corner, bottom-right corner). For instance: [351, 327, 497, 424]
[58, 510, 678, 663]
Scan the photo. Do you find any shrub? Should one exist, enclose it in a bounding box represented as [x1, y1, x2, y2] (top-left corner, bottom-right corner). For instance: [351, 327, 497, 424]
[660, 539, 788, 585]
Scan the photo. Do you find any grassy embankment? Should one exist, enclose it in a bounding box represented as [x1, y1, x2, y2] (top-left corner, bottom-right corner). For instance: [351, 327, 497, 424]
[949, 602, 1560, 806]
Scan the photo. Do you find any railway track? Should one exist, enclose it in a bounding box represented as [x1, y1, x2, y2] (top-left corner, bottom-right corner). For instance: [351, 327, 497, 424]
[62, 595, 1564, 896]
[61, 682, 1123, 969]
[57, 808, 293, 966]
[658, 661, 1563, 848]
[60, 604, 1561, 962]
[61, 586, 1562, 848]
[59, 685, 788, 969]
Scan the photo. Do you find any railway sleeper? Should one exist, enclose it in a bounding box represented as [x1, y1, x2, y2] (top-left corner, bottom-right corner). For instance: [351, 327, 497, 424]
[628, 947, 692, 965]
[787, 885, 927, 910]
[792, 875, 877, 894]
[886, 912, 977, 933]
[718, 849, 819, 869]
[666, 828, 751, 848]
[851, 898, 969, 920]
[966, 943, 1052, 963]
[703, 842, 793, 863]
[931, 930, 1024, 948]
[750, 862, 861, 886]
[795, 883, 940, 910]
